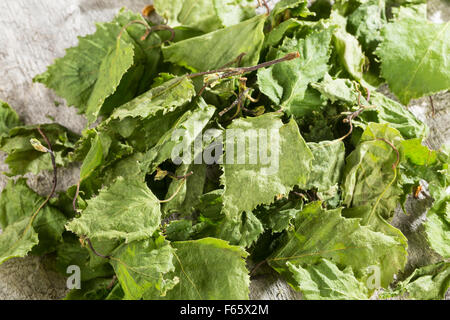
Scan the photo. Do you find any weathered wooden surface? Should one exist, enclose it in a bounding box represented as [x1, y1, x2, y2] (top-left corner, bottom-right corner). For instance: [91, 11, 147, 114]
[0, 0, 448, 300]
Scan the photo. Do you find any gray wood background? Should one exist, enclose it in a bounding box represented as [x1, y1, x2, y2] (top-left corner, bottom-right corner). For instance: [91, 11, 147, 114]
[0, 0, 448, 300]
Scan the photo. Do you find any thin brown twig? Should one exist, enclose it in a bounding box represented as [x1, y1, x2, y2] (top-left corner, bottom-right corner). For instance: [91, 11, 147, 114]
[219, 88, 250, 117]
[159, 179, 187, 203]
[148, 24, 175, 42]
[429, 96, 435, 118]
[192, 53, 299, 98]
[187, 52, 300, 81]
[158, 171, 194, 204]
[257, 0, 271, 15]
[250, 259, 268, 277]
[336, 84, 376, 142]
[118, 20, 175, 42]
[167, 171, 194, 181]
[107, 275, 117, 290]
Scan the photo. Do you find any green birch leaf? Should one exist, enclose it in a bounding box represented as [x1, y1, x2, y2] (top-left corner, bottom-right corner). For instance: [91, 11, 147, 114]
[342, 123, 404, 224]
[311, 73, 360, 106]
[162, 15, 266, 72]
[66, 177, 161, 243]
[0, 100, 22, 137]
[141, 98, 216, 174]
[165, 220, 194, 241]
[163, 163, 207, 217]
[425, 196, 450, 258]
[83, 40, 135, 123]
[365, 92, 428, 140]
[221, 113, 313, 219]
[111, 236, 179, 300]
[346, 0, 386, 53]
[192, 190, 265, 247]
[214, 211, 264, 248]
[269, 0, 312, 26]
[70, 129, 133, 198]
[0, 178, 67, 255]
[332, 25, 365, 80]
[0, 219, 39, 265]
[257, 27, 333, 112]
[376, 18, 450, 105]
[269, 202, 407, 288]
[64, 278, 114, 300]
[154, 0, 221, 33]
[391, 3, 427, 21]
[384, 262, 450, 300]
[34, 9, 161, 118]
[79, 134, 104, 181]
[287, 259, 370, 300]
[286, 86, 327, 118]
[341, 123, 408, 270]
[311, 76, 428, 139]
[305, 140, 345, 192]
[263, 19, 315, 49]
[0, 123, 78, 176]
[55, 235, 114, 282]
[109, 76, 195, 121]
[105, 284, 125, 300]
[153, 0, 255, 33]
[213, 0, 256, 28]
[157, 238, 250, 300]
[255, 197, 302, 233]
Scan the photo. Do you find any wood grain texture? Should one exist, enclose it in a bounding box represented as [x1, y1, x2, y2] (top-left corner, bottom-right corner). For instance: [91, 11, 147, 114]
[0, 0, 448, 300]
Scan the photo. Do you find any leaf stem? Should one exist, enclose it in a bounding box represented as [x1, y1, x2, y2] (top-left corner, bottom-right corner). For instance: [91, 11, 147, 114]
[72, 179, 81, 215]
[257, 0, 271, 15]
[376, 138, 400, 170]
[429, 96, 435, 118]
[337, 84, 376, 142]
[118, 20, 175, 42]
[159, 179, 187, 204]
[84, 237, 111, 259]
[27, 128, 57, 223]
[219, 88, 250, 117]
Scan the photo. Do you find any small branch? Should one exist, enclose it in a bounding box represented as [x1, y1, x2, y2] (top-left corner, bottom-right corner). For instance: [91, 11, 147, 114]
[336, 109, 360, 142]
[107, 275, 117, 290]
[167, 171, 194, 181]
[429, 96, 435, 118]
[158, 171, 194, 203]
[257, 0, 271, 15]
[219, 88, 250, 117]
[250, 259, 268, 277]
[187, 52, 300, 81]
[147, 25, 175, 43]
[159, 179, 187, 203]
[118, 20, 175, 42]
[337, 84, 376, 142]
[189, 52, 299, 98]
